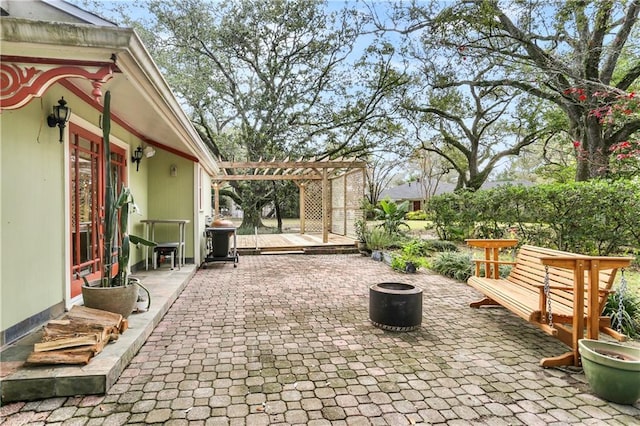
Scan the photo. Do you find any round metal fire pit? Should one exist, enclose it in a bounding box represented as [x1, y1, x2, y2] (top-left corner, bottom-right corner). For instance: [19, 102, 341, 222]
[369, 282, 423, 331]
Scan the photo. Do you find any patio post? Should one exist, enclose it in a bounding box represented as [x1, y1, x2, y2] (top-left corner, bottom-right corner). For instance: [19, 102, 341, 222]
[299, 182, 306, 234]
[322, 168, 329, 243]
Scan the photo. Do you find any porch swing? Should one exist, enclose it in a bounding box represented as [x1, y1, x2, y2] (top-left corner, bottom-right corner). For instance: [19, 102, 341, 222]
[466, 239, 633, 367]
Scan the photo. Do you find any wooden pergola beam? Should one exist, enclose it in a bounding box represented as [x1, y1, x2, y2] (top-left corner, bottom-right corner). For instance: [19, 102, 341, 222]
[215, 175, 321, 181]
[217, 160, 366, 169]
[212, 157, 365, 242]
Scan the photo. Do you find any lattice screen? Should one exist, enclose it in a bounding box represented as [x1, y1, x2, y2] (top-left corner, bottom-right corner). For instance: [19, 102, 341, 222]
[330, 169, 364, 238]
[331, 175, 345, 235]
[304, 180, 323, 233]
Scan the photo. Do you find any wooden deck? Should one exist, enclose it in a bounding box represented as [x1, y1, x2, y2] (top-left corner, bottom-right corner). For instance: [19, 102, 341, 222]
[235, 232, 356, 253]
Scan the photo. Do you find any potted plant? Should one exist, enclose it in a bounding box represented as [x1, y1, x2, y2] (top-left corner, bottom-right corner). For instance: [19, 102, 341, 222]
[354, 218, 369, 255]
[81, 91, 156, 318]
[578, 339, 640, 405]
[365, 227, 393, 261]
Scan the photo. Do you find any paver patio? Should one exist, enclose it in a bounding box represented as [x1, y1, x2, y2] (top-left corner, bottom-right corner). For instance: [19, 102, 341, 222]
[1, 254, 639, 425]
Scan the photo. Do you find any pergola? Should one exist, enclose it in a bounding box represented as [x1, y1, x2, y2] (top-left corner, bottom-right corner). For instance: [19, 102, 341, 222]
[212, 158, 366, 243]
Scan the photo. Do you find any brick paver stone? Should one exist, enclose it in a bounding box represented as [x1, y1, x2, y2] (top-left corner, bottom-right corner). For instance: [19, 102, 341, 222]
[2, 254, 639, 424]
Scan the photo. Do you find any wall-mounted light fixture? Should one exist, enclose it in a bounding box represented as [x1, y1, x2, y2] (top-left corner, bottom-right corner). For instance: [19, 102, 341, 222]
[143, 145, 156, 158]
[47, 97, 71, 143]
[170, 164, 178, 177]
[131, 146, 143, 172]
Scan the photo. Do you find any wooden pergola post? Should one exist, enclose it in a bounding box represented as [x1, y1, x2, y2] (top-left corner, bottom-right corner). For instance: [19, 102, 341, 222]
[213, 182, 220, 218]
[342, 174, 347, 236]
[322, 168, 329, 243]
[299, 182, 306, 234]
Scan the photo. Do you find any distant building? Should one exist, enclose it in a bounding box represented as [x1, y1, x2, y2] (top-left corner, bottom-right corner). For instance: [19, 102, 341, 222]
[379, 179, 535, 211]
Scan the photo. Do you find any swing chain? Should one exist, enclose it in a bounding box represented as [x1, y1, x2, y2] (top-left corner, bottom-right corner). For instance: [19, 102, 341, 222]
[616, 268, 628, 334]
[544, 265, 553, 328]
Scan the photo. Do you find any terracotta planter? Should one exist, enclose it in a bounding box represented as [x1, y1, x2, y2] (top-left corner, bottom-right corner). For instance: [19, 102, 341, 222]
[82, 278, 140, 318]
[578, 339, 640, 405]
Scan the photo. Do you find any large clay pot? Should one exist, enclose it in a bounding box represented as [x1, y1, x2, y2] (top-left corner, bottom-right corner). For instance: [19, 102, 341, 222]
[578, 339, 640, 405]
[82, 278, 140, 318]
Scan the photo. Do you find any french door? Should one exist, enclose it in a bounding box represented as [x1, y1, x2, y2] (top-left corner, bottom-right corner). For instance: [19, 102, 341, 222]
[69, 124, 125, 298]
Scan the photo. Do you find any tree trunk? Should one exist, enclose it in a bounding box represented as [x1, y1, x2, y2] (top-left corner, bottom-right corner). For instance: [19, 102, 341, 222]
[239, 182, 267, 229]
[240, 205, 264, 230]
[574, 115, 609, 181]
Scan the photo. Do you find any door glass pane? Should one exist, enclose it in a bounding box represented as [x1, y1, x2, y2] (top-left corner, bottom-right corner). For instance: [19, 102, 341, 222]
[70, 128, 102, 297]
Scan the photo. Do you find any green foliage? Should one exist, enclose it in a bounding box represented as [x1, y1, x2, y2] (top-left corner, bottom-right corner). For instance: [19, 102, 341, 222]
[424, 240, 459, 253]
[425, 190, 476, 241]
[146, 0, 408, 228]
[423, 1, 638, 180]
[364, 227, 397, 251]
[354, 218, 367, 242]
[406, 210, 428, 220]
[401, 239, 432, 257]
[374, 199, 410, 236]
[604, 290, 640, 339]
[360, 198, 376, 220]
[390, 239, 430, 272]
[430, 252, 473, 282]
[426, 180, 640, 255]
[390, 252, 429, 273]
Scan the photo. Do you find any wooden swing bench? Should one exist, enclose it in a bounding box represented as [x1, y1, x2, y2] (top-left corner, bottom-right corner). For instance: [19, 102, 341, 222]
[465, 239, 633, 368]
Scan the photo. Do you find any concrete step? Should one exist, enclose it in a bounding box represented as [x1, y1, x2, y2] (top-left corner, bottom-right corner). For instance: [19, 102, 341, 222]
[0, 266, 197, 403]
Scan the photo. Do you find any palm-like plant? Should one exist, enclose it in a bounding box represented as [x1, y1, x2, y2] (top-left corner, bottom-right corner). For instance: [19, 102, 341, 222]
[374, 199, 410, 236]
[89, 91, 156, 288]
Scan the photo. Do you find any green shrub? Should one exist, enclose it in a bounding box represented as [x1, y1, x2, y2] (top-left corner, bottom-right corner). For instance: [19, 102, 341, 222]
[354, 218, 367, 242]
[401, 239, 432, 256]
[430, 252, 473, 282]
[390, 239, 430, 272]
[406, 210, 428, 220]
[426, 191, 476, 241]
[604, 290, 640, 338]
[425, 179, 640, 254]
[424, 240, 459, 253]
[364, 227, 396, 251]
[390, 252, 429, 273]
[374, 199, 410, 236]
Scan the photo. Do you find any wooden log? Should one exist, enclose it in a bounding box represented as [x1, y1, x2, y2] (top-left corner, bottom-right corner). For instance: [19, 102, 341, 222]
[26, 350, 94, 365]
[119, 318, 129, 334]
[34, 335, 99, 352]
[43, 320, 112, 341]
[64, 305, 123, 329]
[26, 306, 128, 366]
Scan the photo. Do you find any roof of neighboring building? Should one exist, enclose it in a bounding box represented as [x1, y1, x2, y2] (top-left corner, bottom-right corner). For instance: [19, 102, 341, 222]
[380, 179, 535, 201]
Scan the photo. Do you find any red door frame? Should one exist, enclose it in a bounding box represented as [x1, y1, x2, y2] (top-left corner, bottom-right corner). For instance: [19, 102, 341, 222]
[69, 123, 126, 298]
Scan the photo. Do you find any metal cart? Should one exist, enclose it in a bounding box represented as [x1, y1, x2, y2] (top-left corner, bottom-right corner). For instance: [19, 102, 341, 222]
[203, 227, 239, 267]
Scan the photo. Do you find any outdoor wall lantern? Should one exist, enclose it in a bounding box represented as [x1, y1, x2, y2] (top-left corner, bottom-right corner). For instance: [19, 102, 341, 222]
[143, 145, 156, 158]
[47, 97, 71, 143]
[131, 146, 144, 171]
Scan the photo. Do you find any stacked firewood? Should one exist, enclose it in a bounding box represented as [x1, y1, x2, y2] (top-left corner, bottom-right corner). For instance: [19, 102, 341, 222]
[26, 305, 128, 365]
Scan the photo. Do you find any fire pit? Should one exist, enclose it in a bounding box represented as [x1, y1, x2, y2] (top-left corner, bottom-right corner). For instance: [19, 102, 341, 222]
[369, 282, 423, 331]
